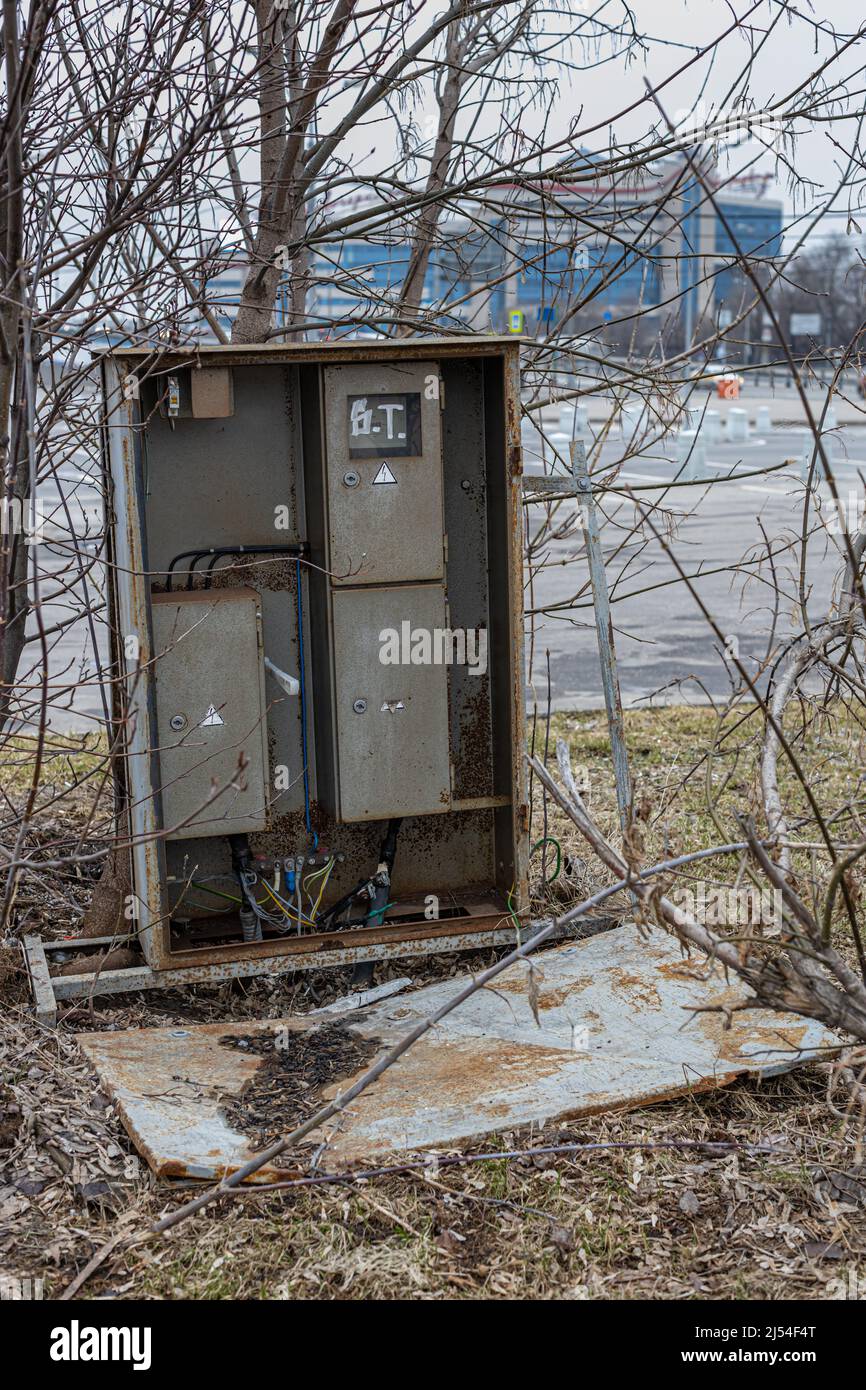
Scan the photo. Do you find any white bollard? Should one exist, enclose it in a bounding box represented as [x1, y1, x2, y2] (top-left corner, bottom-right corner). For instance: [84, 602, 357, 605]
[547, 430, 571, 467]
[756, 406, 771, 433]
[703, 409, 721, 443]
[621, 402, 644, 438]
[558, 401, 589, 436]
[521, 419, 543, 469]
[676, 433, 706, 480]
[728, 407, 750, 443]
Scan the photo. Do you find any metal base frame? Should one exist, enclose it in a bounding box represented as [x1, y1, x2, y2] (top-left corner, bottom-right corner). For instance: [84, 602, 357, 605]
[22, 918, 577, 1027]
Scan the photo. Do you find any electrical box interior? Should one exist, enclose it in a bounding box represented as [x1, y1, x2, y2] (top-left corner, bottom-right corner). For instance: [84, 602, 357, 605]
[104, 340, 527, 973]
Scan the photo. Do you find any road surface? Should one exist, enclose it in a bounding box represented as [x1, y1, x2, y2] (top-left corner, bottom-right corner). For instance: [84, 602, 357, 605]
[17, 392, 865, 730]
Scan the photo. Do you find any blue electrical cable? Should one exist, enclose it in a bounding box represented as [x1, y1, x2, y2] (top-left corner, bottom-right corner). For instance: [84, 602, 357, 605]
[296, 557, 316, 847]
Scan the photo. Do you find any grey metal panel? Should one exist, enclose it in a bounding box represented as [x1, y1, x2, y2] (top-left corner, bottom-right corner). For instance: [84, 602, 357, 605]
[442, 359, 494, 800]
[151, 588, 269, 839]
[323, 361, 443, 585]
[101, 341, 527, 981]
[142, 364, 301, 575]
[331, 585, 451, 821]
[74, 929, 841, 1166]
[501, 344, 529, 904]
[190, 366, 234, 418]
[102, 357, 164, 966]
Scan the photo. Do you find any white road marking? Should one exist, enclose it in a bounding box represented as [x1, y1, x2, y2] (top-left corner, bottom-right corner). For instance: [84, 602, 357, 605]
[740, 485, 789, 495]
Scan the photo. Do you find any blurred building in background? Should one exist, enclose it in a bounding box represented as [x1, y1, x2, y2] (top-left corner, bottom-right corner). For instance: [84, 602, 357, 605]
[199, 155, 783, 354]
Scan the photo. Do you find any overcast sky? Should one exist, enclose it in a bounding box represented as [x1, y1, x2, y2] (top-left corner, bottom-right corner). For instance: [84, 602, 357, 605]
[552, 0, 864, 238]
[341, 2, 864, 250]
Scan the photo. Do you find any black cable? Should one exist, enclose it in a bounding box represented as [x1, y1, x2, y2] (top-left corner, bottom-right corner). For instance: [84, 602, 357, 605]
[165, 549, 211, 591]
[199, 545, 308, 589]
[319, 820, 406, 931]
[316, 878, 372, 929]
[351, 819, 403, 989]
[164, 543, 307, 591]
[379, 817, 403, 876]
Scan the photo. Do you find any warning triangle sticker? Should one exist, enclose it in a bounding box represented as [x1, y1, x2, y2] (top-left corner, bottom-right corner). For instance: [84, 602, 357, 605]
[372, 462, 397, 485]
[200, 705, 224, 727]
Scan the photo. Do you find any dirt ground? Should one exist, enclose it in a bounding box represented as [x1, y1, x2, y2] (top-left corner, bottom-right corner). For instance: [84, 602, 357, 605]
[2, 707, 866, 1300]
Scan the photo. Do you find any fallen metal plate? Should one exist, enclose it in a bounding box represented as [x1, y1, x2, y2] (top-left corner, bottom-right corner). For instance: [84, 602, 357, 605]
[78, 926, 839, 1181]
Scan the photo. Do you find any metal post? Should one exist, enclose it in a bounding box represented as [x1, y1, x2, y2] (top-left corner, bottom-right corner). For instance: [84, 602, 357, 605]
[571, 440, 632, 834]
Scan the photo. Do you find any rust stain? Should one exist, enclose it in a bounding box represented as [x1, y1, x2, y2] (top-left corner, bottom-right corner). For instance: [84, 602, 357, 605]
[333, 1036, 568, 1113]
[656, 959, 714, 983]
[492, 973, 593, 1009]
[76, 927, 840, 1181]
[605, 965, 661, 1010]
[694, 1006, 811, 1064]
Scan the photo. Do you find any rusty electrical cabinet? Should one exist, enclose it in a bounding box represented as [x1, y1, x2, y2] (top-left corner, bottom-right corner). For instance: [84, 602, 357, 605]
[98, 339, 528, 987]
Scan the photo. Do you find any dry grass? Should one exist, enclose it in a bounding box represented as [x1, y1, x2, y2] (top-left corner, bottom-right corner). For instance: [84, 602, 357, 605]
[533, 704, 865, 953]
[2, 706, 866, 1300]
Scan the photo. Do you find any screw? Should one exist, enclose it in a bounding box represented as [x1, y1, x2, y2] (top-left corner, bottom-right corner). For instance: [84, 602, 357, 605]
[353, 698, 367, 713]
[343, 470, 360, 488]
[169, 714, 186, 731]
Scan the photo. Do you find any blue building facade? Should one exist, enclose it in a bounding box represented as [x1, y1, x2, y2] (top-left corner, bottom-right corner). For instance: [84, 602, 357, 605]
[201, 165, 783, 342]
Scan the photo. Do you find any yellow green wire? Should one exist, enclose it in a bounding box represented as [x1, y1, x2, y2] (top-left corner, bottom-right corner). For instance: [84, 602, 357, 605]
[189, 862, 334, 932]
[530, 836, 562, 882]
[260, 879, 315, 929]
[189, 878, 312, 928]
[189, 880, 241, 904]
[310, 858, 335, 919]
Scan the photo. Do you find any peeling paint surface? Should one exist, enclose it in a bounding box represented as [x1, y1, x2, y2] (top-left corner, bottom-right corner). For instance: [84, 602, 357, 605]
[78, 925, 839, 1181]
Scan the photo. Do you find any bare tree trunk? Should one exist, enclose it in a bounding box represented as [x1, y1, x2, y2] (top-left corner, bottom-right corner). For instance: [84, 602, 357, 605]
[231, 0, 357, 344]
[284, 4, 310, 340]
[0, 405, 28, 730]
[0, 0, 27, 729]
[395, 22, 467, 328]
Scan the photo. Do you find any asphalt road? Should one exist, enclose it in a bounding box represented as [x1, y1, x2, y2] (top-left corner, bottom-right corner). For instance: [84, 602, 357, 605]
[18, 405, 866, 732]
[524, 416, 864, 710]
